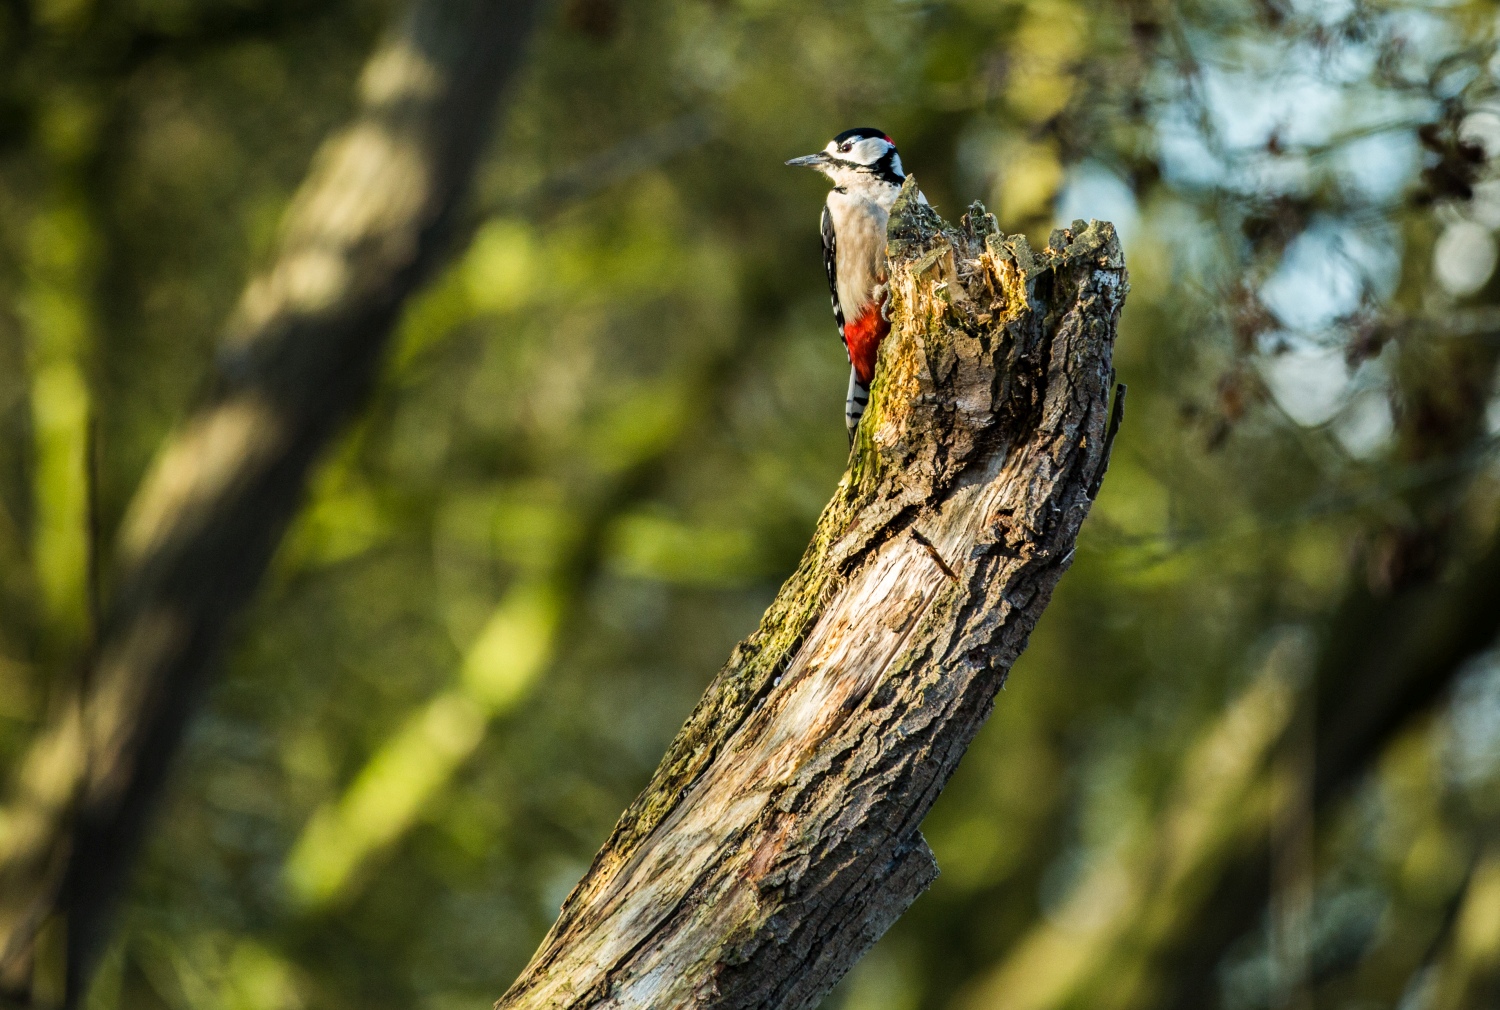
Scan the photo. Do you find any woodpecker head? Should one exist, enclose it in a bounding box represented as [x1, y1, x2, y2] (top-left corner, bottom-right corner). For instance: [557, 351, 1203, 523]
[786, 128, 907, 193]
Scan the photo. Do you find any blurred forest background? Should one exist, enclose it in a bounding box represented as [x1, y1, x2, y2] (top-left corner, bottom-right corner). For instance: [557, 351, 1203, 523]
[4, 0, 1500, 1008]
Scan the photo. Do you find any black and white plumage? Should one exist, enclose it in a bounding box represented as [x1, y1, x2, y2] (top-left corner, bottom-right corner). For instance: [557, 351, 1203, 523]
[787, 128, 925, 440]
[818, 205, 870, 434]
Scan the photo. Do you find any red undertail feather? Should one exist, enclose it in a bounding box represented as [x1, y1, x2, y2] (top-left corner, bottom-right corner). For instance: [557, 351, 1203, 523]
[845, 301, 890, 387]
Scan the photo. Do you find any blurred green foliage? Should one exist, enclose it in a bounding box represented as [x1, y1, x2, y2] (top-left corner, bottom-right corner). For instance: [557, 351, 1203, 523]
[5, 0, 1500, 1008]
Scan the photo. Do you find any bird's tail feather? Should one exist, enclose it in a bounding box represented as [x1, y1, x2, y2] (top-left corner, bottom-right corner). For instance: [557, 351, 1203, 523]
[845, 368, 869, 443]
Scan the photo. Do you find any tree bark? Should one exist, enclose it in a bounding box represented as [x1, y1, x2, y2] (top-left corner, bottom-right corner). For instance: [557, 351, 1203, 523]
[495, 191, 1127, 1010]
[0, 0, 539, 1003]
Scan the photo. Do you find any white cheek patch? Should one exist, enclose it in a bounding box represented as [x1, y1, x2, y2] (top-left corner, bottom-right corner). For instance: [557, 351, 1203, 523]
[890, 153, 904, 176]
[824, 135, 899, 170]
[853, 138, 889, 164]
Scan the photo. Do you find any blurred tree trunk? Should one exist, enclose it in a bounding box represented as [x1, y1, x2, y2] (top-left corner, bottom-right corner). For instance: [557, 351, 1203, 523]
[495, 194, 1127, 1010]
[1155, 495, 1500, 1007]
[0, 0, 539, 1003]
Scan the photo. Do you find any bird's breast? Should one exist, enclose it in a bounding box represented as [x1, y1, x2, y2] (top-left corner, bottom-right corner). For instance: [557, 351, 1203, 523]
[826, 192, 890, 320]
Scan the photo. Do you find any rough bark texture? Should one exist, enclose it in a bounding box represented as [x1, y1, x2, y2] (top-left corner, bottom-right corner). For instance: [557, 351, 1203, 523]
[495, 185, 1127, 1010]
[0, 0, 539, 1002]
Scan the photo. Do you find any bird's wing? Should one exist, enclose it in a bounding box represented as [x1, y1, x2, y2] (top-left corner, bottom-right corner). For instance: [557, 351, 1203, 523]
[821, 203, 845, 344]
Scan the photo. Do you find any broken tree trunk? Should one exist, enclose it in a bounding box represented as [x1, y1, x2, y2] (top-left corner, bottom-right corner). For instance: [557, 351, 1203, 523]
[495, 182, 1128, 1010]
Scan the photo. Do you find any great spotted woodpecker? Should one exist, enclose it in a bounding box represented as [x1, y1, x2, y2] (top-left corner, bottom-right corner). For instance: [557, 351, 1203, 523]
[787, 128, 924, 440]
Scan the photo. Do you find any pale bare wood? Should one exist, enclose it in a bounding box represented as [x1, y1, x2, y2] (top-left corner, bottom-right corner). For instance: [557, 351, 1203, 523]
[496, 187, 1127, 1010]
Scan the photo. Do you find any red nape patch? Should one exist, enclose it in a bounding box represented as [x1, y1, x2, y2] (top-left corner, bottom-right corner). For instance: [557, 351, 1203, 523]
[845, 302, 890, 386]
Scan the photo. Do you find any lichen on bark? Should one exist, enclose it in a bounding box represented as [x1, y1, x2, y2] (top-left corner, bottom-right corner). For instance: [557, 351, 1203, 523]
[497, 179, 1127, 1010]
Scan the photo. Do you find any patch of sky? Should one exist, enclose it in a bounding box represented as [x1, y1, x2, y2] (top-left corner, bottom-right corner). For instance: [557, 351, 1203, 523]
[1435, 59, 1485, 101]
[1381, 6, 1461, 82]
[1433, 220, 1497, 297]
[1155, 99, 1223, 190]
[1334, 129, 1421, 205]
[1155, 52, 1348, 196]
[1317, 26, 1381, 84]
[1198, 51, 1344, 152]
[1287, 0, 1356, 27]
[1260, 219, 1401, 332]
[1258, 335, 1395, 449]
[1256, 216, 1403, 444]
[1259, 342, 1350, 427]
[1231, 154, 1314, 198]
[1154, 14, 1448, 202]
[1446, 650, 1500, 791]
[1471, 179, 1500, 230]
[1331, 385, 1395, 459]
[1054, 162, 1140, 248]
[1463, 106, 1500, 159]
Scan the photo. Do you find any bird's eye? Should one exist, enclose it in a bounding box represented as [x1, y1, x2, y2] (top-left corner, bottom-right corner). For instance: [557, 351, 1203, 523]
[839, 142, 852, 153]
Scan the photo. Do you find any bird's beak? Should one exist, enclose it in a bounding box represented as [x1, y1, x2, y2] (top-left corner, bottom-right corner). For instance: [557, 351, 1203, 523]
[785, 152, 831, 168]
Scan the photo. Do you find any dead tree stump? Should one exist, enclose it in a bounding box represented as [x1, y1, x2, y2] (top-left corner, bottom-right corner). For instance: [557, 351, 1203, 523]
[496, 181, 1127, 1010]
